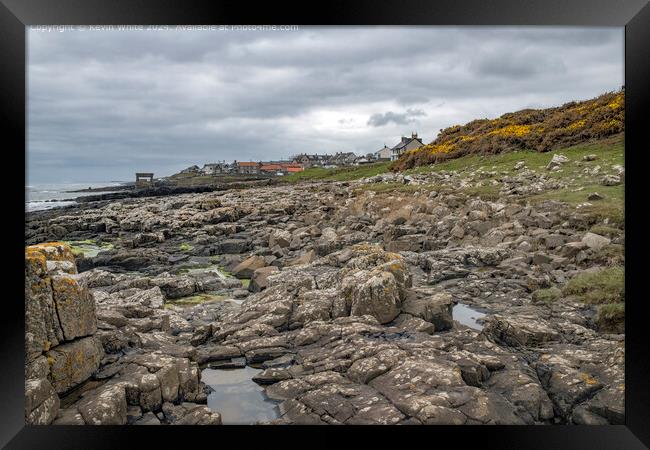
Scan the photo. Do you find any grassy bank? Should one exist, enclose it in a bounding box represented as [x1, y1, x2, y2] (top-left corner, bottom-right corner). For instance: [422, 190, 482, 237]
[282, 162, 391, 183]
[533, 266, 625, 333]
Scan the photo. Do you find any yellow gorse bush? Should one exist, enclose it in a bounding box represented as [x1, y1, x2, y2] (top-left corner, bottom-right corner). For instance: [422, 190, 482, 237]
[488, 124, 532, 137]
[567, 119, 586, 130]
[390, 90, 624, 172]
[428, 142, 456, 154]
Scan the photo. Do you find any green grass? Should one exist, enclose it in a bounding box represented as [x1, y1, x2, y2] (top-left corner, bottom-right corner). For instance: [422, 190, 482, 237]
[354, 182, 435, 194]
[179, 243, 194, 252]
[563, 266, 624, 304]
[64, 240, 114, 257]
[240, 279, 251, 289]
[405, 135, 623, 176]
[283, 162, 391, 183]
[589, 224, 624, 237]
[282, 137, 624, 228]
[403, 135, 624, 225]
[596, 302, 625, 333]
[457, 184, 502, 201]
[532, 287, 562, 304]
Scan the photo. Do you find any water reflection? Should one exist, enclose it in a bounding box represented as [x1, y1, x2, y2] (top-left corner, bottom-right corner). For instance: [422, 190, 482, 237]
[202, 366, 280, 424]
[453, 303, 487, 330]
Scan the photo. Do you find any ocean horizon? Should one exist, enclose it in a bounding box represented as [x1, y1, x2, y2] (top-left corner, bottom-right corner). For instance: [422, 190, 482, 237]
[26, 181, 127, 212]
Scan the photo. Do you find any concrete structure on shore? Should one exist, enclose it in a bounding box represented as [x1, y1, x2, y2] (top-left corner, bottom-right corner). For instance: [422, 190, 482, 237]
[135, 172, 154, 188]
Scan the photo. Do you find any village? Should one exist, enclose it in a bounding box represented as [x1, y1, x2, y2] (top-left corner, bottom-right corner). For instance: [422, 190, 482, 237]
[174, 132, 425, 177]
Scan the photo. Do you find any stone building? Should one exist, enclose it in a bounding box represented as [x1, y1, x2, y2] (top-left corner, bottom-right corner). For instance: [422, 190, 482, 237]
[390, 133, 424, 161]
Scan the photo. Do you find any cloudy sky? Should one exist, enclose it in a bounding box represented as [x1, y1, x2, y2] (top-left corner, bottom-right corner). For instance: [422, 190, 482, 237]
[27, 26, 623, 183]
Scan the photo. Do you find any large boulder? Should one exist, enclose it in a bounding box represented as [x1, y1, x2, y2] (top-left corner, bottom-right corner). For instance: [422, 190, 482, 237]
[342, 270, 402, 324]
[269, 230, 292, 249]
[213, 239, 249, 254]
[581, 232, 611, 251]
[50, 274, 97, 341]
[249, 266, 280, 293]
[482, 316, 560, 347]
[286, 249, 317, 267]
[47, 336, 104, 394]
[25, 378, 60, 425]
[25, 249, 63, 362]
[316, 228, 340, 256]
[77, 383, 128, 425]
[400, 291, 454, 331]
[232, 255, 267, 279]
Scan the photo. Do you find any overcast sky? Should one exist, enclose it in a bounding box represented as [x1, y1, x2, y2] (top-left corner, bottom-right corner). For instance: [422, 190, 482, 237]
[27, 26, 623, 183]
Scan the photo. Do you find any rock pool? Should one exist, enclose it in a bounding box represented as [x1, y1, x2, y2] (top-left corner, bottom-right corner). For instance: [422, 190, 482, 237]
[201, 366, 280, 424]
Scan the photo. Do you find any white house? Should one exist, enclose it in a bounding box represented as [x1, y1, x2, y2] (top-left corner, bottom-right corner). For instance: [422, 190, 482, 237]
[390, 133, 424, 161]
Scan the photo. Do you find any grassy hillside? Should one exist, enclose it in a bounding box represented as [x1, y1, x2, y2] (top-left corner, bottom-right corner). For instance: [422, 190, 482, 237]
[360, 135, 624, 226]
[391, 90, 624, 171]
[282, 161, 391, 183]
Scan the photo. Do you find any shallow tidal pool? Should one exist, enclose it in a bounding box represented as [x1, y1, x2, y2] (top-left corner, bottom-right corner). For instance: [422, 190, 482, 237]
[201, 366, 280, 424]
[453, 303, 487, 330]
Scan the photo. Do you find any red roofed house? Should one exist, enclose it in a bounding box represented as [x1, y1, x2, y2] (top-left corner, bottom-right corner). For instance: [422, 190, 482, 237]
[236, 161, 261, 175]
[260, 164, 283, 174]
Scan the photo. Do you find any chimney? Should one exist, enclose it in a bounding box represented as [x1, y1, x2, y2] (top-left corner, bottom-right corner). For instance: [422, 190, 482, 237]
[412, 132, 418, 139]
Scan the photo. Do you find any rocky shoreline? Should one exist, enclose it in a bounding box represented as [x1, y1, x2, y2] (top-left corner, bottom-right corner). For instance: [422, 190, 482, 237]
[24, 158, 625, 425]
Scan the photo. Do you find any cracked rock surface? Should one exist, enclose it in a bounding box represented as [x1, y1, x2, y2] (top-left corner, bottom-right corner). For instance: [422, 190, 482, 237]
[25, 171, 624, 425]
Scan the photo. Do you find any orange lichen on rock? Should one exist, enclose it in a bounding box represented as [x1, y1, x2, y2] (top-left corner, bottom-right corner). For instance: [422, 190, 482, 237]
[26, 242, 75, 264]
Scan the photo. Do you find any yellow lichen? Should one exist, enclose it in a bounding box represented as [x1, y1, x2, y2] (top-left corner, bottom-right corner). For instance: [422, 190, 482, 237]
[580, 372, 599, 386]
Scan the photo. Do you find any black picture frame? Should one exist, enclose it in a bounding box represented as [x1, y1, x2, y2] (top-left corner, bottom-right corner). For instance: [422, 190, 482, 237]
[3, 0, 649, 448]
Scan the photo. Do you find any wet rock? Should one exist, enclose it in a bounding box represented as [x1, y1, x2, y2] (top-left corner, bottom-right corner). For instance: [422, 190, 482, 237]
[195, 345, 242, 364]
[252, 368, 292, 385]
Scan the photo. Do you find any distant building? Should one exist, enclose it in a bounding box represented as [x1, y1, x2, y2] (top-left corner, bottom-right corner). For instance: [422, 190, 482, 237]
[292, 154, 332, 168]
[375, 144, 392, 161]
[135, 172, 154, 188]
[260, 162, 305, 175]
[236, 161, 261, 175]
[200, 162, 231, 175]
[260, 163, 284, 175]
[180, 165, 201, 174]
[330, 152, 358, 166]
[390, 133, 424, 161]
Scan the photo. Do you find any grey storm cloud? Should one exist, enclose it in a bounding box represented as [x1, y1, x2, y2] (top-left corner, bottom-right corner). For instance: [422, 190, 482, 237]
[367, 109, 427, 127]
[27, 26, 623, 183]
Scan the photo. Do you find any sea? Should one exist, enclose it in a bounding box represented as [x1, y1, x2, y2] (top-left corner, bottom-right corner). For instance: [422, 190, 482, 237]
[26, 182, 125, 212]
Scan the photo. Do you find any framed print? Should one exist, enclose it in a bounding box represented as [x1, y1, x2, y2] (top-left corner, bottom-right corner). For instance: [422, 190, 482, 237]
[2, 0, 649, 448]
